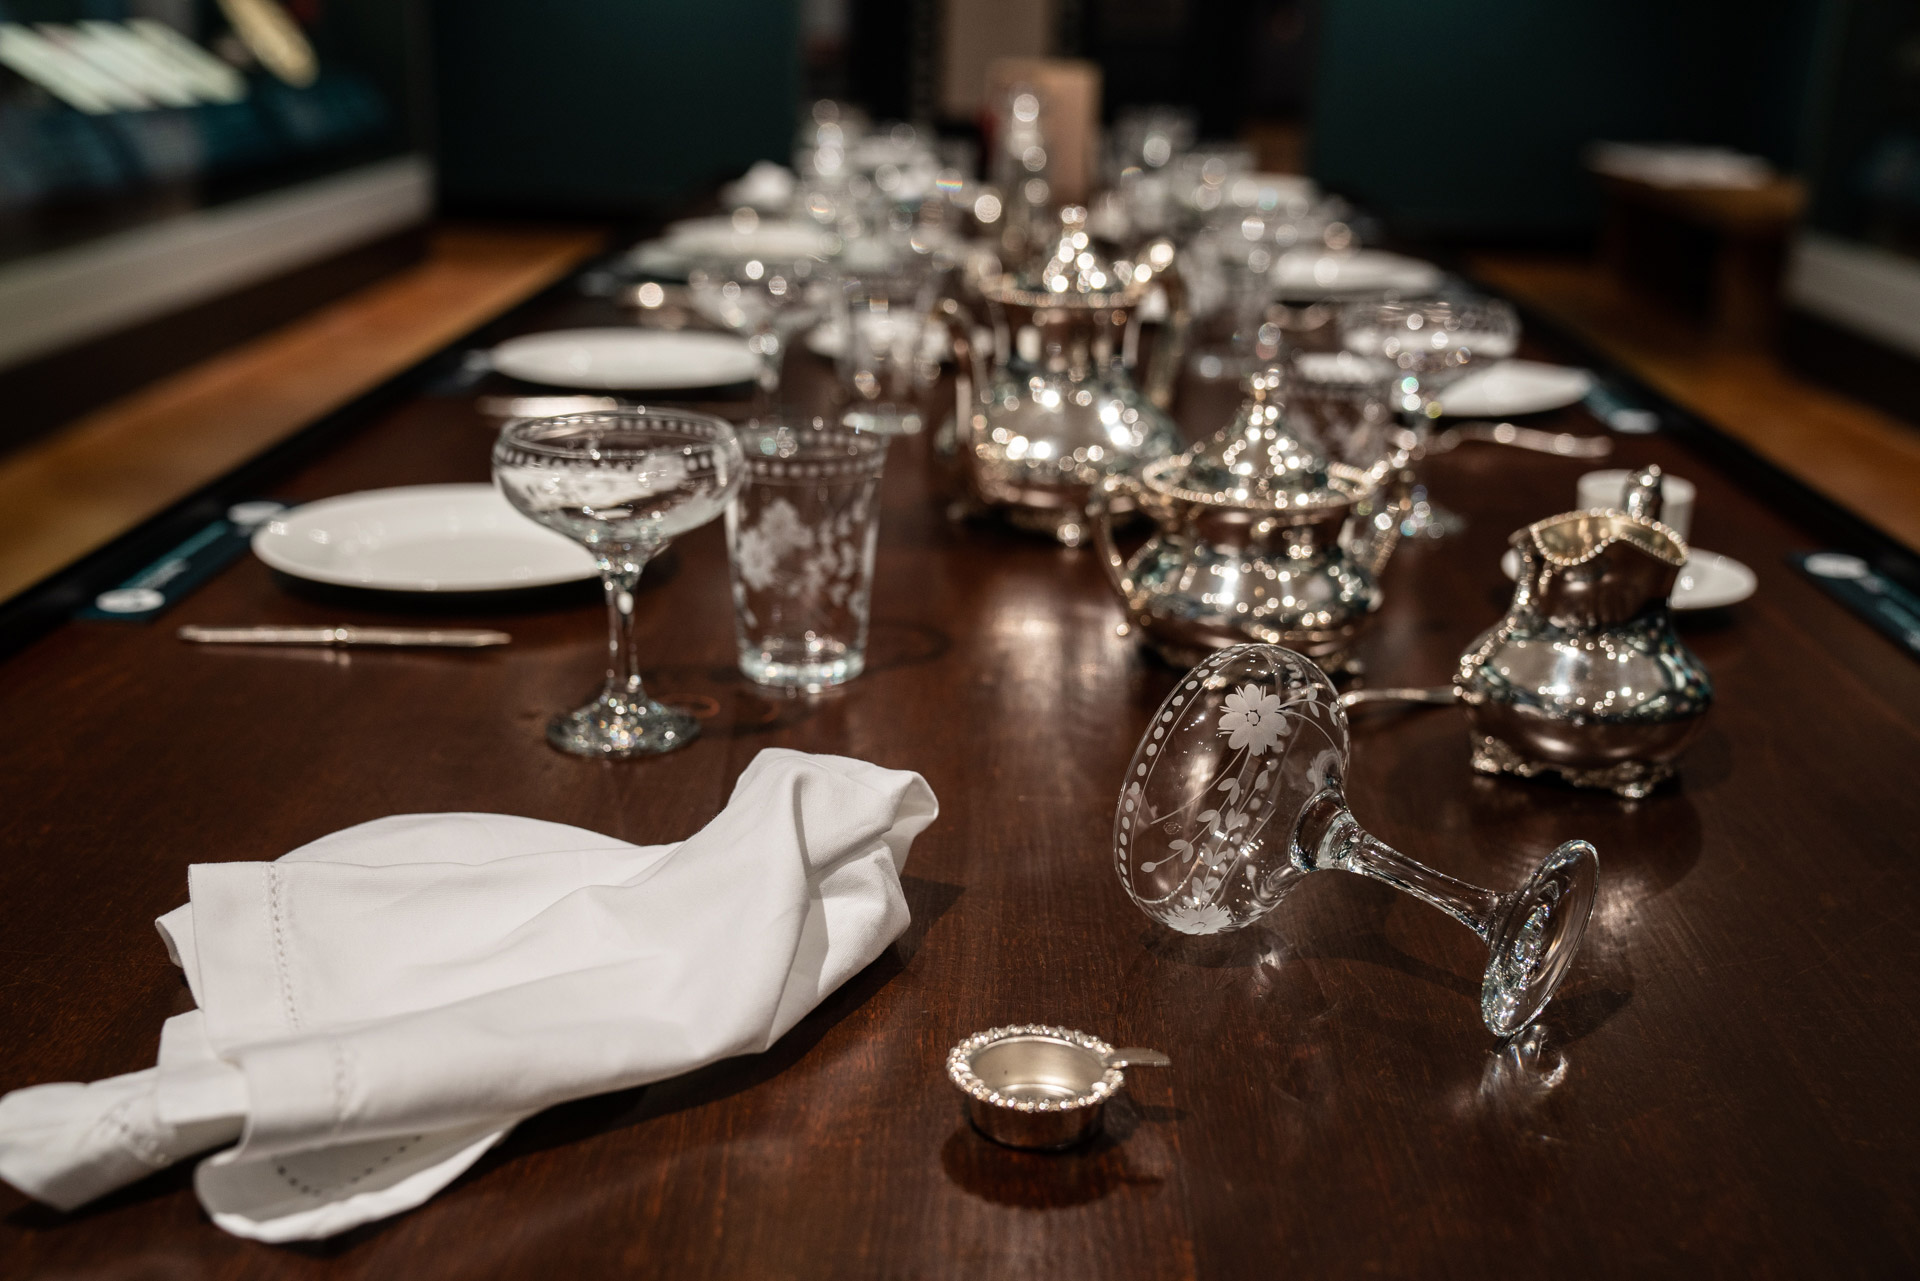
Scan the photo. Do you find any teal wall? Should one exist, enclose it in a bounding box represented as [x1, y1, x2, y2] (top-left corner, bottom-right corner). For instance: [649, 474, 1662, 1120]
[1309, 0, 1833, 239]
[432, 0, 800, 214]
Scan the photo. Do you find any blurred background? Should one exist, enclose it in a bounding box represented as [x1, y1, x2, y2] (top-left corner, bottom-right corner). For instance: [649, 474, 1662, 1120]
[0, 0, 1915, 595]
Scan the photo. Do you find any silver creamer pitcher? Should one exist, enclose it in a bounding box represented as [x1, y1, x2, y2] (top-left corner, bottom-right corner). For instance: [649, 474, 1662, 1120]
[1456, 467, 1713, 798]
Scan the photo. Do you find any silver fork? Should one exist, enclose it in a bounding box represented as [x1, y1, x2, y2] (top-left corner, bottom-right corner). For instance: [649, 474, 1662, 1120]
[1418, 421, 1614, 459]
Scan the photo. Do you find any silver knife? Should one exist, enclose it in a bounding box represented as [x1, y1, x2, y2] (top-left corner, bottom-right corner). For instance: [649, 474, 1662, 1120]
[476, 394, 623, 421]
[1339, 685, 1458, 710]
[178, 625, 511, 648]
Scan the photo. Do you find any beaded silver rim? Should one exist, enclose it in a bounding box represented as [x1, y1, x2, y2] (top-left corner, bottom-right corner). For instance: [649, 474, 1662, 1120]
[945, 1025, 1122, 1114]
[1137, 453, 1371, 513]
[1525, 508, 1688, 568]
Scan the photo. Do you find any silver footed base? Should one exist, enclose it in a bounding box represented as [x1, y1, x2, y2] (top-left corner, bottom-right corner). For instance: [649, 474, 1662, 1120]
[1471, 734, 1677, 800]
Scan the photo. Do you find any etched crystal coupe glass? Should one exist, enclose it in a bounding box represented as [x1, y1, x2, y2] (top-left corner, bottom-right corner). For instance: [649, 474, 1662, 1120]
[1337, 298, 1519, 538]
[494, 410, 744, 756]
[1114, 643, 1597, 1035]
[1338, 297, 1519, 415]
[688, 252, 827, 391]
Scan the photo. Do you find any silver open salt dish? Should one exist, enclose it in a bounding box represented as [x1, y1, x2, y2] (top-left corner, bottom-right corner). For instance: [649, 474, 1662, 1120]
[947, 1025, 1170, 1150]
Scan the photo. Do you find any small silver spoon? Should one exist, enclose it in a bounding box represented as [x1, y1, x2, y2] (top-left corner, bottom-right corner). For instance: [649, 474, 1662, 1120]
[1339, 685, 1457, 710]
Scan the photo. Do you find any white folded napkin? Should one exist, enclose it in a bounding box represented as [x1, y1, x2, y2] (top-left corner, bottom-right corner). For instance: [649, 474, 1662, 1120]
[0, 749, 936, 1241]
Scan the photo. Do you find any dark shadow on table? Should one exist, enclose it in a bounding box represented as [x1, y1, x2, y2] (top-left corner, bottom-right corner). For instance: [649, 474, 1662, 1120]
[262, 548, 678, 616]
[1674, 604, 1743, 635]
[4, 1161, 197, 1231]
[938, 1093, 1173, 1209]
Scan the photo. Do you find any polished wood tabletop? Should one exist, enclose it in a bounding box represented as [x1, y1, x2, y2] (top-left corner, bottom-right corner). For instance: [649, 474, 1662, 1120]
[1, 278, 1916, 1278]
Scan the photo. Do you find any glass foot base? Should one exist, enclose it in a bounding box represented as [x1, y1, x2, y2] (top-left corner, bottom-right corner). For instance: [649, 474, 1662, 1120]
[843, 408, 922, 436]
[1480, 840, 1599, 1036]
[546, 693, 698, 757]
[1400, 494, 1467, 540]
[1188, 349, 1264, 384]
[1003, 506, 1088, 546]
[739, 645, 864, 692]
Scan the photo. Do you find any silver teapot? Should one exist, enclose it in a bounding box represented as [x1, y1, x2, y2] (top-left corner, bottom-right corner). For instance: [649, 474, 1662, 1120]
[1456, 467, 1713, 798]
[946, 206, 1186, 545]
[1089, 368, 1402, 671]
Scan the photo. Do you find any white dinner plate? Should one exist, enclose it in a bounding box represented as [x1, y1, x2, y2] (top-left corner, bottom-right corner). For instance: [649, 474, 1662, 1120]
[253, 484, 596, 592]
[719, 161, 797, 211]
[661, 216, 838, 261]
[625, 241, 692, 276]
[1438, 360, 1594, 418]
[1500, 546, 1757, 610]
[490, 329, 760, 390]
[1271, 250, 1443, 300]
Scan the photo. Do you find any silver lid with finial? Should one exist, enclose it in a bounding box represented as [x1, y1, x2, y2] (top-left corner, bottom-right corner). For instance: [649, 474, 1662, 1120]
[1142, 367, 1362, 510]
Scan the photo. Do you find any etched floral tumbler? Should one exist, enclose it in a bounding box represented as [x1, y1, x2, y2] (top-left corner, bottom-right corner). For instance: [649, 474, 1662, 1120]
[725, 415, 889, 690]
[1114, 644, 1597, 1035]
[494, 410, 743, 756]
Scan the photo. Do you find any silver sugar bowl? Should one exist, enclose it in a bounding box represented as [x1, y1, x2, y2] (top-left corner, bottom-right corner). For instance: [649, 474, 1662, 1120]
[1456, 466, 1713, 798]
[1090, 367, 1402, 672]
[947, 1026, 1170, 1150]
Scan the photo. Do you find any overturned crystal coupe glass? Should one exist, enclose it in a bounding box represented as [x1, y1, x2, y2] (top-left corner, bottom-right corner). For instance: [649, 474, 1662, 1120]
[1114, 643, 1597, 1036]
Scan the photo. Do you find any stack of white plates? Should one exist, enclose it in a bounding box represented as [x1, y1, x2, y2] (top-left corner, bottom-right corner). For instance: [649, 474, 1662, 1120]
[489, 329, 760, 390]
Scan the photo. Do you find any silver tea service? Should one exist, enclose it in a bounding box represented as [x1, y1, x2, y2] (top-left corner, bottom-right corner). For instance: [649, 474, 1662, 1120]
[945, 206, 1187, 545]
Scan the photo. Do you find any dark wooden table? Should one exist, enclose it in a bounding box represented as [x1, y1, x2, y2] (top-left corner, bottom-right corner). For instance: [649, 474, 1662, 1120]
[2, 280, 1917, 1278]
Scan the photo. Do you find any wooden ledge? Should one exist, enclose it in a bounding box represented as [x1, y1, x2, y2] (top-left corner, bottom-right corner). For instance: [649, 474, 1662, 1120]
[0, 224, 605, 603]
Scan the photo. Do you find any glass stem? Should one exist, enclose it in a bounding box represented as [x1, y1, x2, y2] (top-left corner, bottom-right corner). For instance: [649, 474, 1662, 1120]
[1293, 789, 1504, 941]
[597, 548, 651, 707]
[755, 326, 784, 392]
